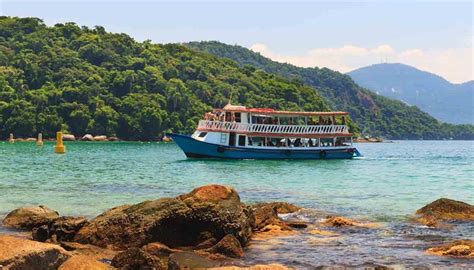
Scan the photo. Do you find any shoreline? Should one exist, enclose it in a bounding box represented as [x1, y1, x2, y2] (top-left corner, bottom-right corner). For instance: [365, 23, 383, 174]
[1, 185, 473, 269]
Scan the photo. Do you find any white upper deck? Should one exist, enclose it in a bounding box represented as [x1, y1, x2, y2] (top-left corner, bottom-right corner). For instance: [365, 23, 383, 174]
[197, 104, 352, 137]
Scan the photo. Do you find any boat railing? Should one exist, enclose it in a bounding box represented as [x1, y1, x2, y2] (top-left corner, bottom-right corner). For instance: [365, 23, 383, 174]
[197, 120, 349, 135]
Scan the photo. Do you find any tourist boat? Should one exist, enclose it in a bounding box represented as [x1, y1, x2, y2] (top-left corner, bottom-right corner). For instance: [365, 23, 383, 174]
[168, 104, 362, 159]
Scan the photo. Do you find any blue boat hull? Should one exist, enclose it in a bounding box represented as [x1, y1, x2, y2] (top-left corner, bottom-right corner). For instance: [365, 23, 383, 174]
[168, 133, 361, 159]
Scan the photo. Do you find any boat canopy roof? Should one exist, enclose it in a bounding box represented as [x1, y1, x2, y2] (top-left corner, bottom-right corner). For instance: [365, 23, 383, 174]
[213, 104, 348, 117]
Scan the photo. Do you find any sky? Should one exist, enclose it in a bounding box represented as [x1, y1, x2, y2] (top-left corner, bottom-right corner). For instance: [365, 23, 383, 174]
[1, 0, 473, 83]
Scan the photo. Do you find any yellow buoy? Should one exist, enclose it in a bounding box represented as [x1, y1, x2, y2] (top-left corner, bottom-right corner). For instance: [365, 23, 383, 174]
[54, 131, 65, 154]
[8, 133, 14, 143]
[36, 133, 44, 146]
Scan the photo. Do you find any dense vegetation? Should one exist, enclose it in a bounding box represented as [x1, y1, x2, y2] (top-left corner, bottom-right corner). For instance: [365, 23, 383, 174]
[0, 17, 334, 140]
[186, 41, 474, 139]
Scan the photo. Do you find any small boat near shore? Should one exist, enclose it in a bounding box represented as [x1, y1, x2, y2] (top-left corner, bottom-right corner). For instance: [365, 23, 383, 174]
[169, 104, 361, 159]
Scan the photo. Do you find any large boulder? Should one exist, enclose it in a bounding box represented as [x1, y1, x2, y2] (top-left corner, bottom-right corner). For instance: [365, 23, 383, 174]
[75, 185, 255, 249]
[2, 205, 59, 229]
[0, 235, 70, 269]
[415, 198, 474, 226]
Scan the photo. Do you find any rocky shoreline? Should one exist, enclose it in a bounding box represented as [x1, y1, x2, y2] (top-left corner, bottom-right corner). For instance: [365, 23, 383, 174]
[4, 134, 173, 143]
[0, 185, 473, 269]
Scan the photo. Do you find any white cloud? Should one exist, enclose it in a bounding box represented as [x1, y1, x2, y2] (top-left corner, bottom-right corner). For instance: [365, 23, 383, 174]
[250, 43, 473, 83]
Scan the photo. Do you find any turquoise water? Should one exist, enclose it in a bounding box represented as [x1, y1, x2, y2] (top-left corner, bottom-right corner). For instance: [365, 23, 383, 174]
[0, 141, 473, 267]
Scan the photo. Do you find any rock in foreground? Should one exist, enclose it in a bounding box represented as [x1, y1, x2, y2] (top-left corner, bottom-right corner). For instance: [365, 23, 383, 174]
[426, 239, 474, 258]
[253, 202, 301, 214]
[59, 255, 113, 270]
[416, 198, 474, 226]
[2, 205, 59, 229]
[75, 185, 254, 249]
[0, 235, 70, 269]
[33, 216, 89, 243]
[168, 252, 219, 270]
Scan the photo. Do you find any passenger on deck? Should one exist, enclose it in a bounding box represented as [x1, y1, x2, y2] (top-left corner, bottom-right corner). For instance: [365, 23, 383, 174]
[294, 138, 301, 147]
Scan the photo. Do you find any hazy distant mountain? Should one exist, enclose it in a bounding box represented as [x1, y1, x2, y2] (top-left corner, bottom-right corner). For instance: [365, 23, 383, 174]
[348, 63, 473, 124]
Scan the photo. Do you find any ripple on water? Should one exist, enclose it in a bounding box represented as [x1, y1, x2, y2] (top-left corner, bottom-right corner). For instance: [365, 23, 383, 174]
[0, 141, 473, 268]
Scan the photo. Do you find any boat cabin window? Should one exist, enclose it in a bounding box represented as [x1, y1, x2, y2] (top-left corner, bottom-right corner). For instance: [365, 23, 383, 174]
[235, 113, 241, 123]
[198, 132, 207, 138]
[238, 135, 246, 146]
[320, 138, 334, 147]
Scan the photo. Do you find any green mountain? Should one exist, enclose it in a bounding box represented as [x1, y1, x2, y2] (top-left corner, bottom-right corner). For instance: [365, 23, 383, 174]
[0, 17, 333, 140]
[348, 63, 473, 125]
[186, 41, 474, 139]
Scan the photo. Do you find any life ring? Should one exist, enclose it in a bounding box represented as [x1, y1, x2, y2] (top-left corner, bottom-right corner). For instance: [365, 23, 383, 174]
[319, 150, 326, 158]
[217, 146, 225, 153]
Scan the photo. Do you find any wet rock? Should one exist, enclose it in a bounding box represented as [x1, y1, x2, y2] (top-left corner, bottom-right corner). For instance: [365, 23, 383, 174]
[2, 205, 59, 229]
[426, 239, 474, 258]
[32, 224, 50, 242]
[32, 216, 89, 243]
[0, 235, 70, 269]
[52, 216, 89, 242]
[210, 264, 290, 270]
[141, 242, 181, 256]
[416, 198, 474, 226]
[75, 185, 254, 249]
[253, 202, 300, 214]
[252, 224, 297, 240]
[206, 234, 244, 258]
[59, 255, 114, 270]
[81, 134, 94, 141]
[253, 203, 291, 231]
[59, 241, 117, 265]
[321, 216, 381, 228]
[195, 236, 219, 250]
[111, 247, 165, 270]
[25, 137, 37, 142]
[168, 251, 219, 270]
[322, 216, 357, 227]
[108, 136, 120, 141]
[62, 134, 76, 141]
[285, 220, 308, 229]
[93, 135, 108, 141]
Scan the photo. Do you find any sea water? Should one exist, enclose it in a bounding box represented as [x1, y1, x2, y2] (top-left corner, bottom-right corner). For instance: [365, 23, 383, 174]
[0, 141, 473, 268]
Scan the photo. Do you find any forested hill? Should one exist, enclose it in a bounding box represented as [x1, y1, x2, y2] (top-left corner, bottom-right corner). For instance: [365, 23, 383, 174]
[0, 17, 331, 140]
[186, 41, 474, 140]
